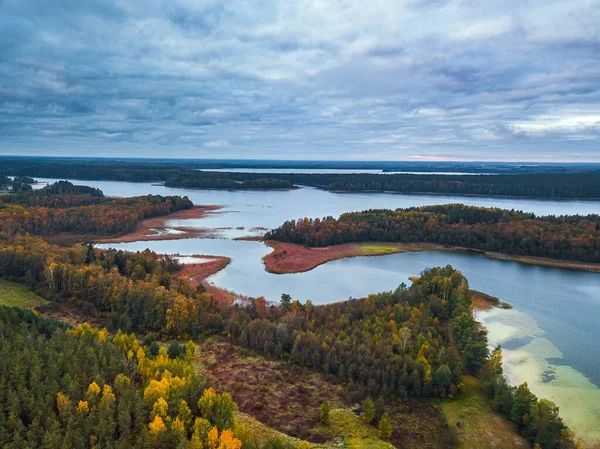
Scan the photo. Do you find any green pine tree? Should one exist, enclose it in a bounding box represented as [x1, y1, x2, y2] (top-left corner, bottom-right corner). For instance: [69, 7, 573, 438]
[378, 412, 392, 439]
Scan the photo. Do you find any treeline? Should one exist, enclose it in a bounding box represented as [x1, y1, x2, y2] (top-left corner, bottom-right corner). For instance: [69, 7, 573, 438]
[0, 181, 193, 238]
[0, 160, 183, 182]
[165, 176, 295, 190]
[173, 171, 600, 198]
[2, 158, 600, 198]
[0, 307, 298, 449]
[0, 180, 107, 207]
[266, 204, 600, 263]
[0, 237, 222, 336]
[228, 267, 486, 399]
[296, 172, 600, 199]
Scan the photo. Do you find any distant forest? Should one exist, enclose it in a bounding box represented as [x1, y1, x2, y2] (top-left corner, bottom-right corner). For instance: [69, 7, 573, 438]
[1, 159, 600, 198]
[266, 204, 600, 263]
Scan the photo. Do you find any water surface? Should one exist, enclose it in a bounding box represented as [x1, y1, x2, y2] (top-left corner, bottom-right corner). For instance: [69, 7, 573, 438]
[33, 178, 600, 235]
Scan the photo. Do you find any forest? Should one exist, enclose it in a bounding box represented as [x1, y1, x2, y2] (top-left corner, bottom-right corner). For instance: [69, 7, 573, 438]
[0, 181, 193, 238]
[229, 266, 486, 398]
[165, 176, 295, 190]
[0, 175, 35, 193]
[0, 306, 290, 449]
[2, 158, 600, 198]
[265, 204, 600, 263]
[166, 172, 600, 199]
[0, 180, 585, 448]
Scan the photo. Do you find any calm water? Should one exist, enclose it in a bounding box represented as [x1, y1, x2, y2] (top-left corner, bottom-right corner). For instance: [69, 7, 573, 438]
[33, 178, 600, 239]
[36, 176, 600, 443]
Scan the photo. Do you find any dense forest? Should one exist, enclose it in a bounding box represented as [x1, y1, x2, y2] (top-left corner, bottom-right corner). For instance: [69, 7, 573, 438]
[2, 158, 600, 198]
[230, 266, 486, 398]
[0, 160, 183, 182]
[0, 181, 216, 336]
[167, 172, 600, 199]
[266, 204, 600, 263]
[165, 176, 295, 190]
[0, 306, 297, 449]
[0, 181, 193, 238]
[0, 236, 223, 336]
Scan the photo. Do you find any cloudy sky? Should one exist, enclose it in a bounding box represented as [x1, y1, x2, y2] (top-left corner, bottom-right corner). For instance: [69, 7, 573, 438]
[1, 0, 599, 161]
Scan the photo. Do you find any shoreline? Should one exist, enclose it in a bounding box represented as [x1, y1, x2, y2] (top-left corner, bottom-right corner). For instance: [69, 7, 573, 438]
[262, 240, 600, 274]
[98, 205, 223, 243]
[327, 189, 600, 202]
[164, 185, 300, 192]
[174, 255, 234, 305]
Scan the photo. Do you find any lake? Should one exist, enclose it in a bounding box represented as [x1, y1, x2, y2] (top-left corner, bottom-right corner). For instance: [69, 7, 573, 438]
[35, 176, 600, 445]
[33, 178, 600, 239]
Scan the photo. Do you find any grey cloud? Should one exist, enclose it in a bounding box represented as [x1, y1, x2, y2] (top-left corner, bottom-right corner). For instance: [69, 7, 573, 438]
[0, 0, 599, 160]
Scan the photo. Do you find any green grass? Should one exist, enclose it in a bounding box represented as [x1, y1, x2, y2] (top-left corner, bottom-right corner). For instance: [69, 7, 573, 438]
[236, 408, 395, 449]
[316, 408, 394, 449]
[235, 411, 305, 447]
[0, 279, 48, 308]
[0, 190, 10, 195]
[440, 376, 528, 449]
[358, 244, 403, 255]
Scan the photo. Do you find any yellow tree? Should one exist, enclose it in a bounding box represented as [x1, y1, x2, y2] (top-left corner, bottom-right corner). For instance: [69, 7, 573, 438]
[56, 392, 71, 423]
[148, 416, 167, 439]
[218, 429, 242, 449]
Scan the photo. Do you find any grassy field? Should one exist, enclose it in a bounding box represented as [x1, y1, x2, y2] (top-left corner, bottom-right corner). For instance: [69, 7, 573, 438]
[440, 376, 528, 449]
[0, 279, 48, 308]
[358, 244, 405, 255]
[236, 408, 394, 449]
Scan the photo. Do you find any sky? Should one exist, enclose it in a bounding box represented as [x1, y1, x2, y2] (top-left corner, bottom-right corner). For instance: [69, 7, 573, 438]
[1, 0, 599, 161]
